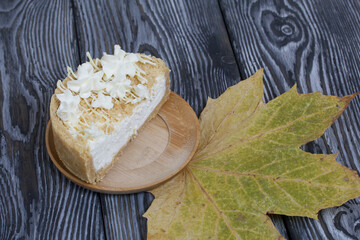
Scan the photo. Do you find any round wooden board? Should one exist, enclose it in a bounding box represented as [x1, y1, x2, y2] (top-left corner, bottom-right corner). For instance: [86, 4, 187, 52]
[45, 92, 200, 194]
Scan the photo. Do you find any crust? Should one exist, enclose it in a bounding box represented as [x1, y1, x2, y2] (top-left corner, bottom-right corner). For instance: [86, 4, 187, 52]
[50, 55, 170, 183]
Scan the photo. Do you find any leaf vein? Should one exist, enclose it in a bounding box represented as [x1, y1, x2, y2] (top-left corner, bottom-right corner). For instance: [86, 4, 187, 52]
[188, 169, 242, 240]
[190, 165, 359, 190]
[204, 87, 250, 147]
[194, 105, 337, 162]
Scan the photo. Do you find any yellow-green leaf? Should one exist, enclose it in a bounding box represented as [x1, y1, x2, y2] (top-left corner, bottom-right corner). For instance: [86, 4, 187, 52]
[144, 69, 360, 239]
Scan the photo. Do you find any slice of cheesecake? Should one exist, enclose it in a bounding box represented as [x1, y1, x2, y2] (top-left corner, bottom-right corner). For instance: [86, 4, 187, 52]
[50, 45, 170, 183]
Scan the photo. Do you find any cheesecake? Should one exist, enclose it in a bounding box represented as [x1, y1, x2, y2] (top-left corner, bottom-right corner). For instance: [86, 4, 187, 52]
[50, 45, 170, 183]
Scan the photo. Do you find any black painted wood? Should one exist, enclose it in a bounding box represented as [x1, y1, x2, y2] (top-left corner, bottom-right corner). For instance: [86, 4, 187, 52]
[0, 0, 104, 239]
[3, 0, 360, 239]
[73, 0, 290, 239]
[219, 0, 360, 239]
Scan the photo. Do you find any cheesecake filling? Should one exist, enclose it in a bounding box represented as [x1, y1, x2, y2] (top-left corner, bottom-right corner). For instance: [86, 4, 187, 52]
[89, 76, 167, 170]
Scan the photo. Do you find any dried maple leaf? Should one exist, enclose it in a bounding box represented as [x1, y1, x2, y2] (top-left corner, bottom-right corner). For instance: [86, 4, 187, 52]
[144, 69, 360, 239]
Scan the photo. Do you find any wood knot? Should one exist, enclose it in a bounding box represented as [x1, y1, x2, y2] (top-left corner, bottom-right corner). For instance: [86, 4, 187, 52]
[251, 4, 303, 48]
[264, 12, 301, 47]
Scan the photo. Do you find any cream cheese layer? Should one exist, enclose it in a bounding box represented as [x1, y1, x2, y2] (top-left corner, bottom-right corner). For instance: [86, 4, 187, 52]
[89, 76, 167, 171]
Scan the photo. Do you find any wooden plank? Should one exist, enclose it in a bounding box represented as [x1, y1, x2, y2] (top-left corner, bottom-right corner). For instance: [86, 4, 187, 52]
[0, 0, 104, 239]
[100, 193, 154, 239]
[73, 0, 290, 238]
[219, 0, 360, 239]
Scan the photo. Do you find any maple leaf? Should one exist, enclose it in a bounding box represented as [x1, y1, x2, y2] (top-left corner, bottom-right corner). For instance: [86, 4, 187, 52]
[144, 69, 360, 239]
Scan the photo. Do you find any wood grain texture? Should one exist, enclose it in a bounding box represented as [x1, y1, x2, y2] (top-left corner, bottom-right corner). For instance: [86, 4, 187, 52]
[219, 0, 360, 239]
[100, 193, 154, 240]
[73, 0, 290, 238]
[5, 0, 359, 238]
[0, 0, 104, 239]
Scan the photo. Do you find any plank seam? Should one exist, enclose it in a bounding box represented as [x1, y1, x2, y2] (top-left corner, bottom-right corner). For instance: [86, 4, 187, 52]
[71, 0, 107, 239]
[99, 196, 108, 240]
[216, 1, 293, 239]
[71, 0, 82, 63]
[217, 0, 245, 80]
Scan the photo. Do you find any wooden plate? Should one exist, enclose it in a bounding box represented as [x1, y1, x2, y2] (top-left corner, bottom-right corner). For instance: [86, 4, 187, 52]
[46, 92, 200, 194]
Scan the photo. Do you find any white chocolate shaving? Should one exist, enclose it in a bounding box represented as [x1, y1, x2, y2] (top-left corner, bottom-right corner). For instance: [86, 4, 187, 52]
[56, 89, 81, 125]
[55, 45, 156, 137]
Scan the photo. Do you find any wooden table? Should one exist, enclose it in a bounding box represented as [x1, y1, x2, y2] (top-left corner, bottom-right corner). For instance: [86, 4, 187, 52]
[1, 0, 360, 239]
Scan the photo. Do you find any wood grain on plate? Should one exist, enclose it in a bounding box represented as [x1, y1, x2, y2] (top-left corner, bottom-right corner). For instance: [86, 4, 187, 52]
[46, 92, 200, 194]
